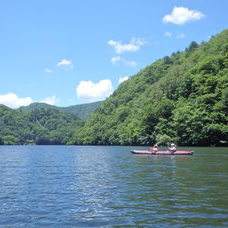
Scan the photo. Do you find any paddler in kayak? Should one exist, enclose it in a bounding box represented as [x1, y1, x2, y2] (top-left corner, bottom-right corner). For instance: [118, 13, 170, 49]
[150, 144, 159, 152]
[168, 143, 177, 153]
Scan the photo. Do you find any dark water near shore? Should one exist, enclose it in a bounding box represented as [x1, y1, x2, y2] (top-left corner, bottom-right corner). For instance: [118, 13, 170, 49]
[0, 146, 227, 227]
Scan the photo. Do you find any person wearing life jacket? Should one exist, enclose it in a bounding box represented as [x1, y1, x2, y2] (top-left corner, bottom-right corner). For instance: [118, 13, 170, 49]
[168, 143, 177, 153]
[151, 144, 159, 152]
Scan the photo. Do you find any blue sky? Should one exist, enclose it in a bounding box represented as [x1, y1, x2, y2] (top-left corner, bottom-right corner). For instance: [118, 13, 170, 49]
[0, 0, 227, 108]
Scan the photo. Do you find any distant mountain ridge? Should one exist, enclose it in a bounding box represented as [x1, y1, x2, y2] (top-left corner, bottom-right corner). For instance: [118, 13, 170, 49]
[0, 104, 84, 145]
[19, 101, 102, 120]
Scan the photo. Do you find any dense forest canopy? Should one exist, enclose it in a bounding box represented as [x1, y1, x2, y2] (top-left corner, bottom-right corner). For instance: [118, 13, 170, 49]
[0, 101, 103, 145]
[0, 105, 84, 145]
[0, 30, 227, 146]
[72, 29, 228, 146]
[19, 101, 102, 121]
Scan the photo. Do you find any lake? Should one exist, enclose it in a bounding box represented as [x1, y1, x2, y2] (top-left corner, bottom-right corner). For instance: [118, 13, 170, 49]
[0, 146, 227, 227]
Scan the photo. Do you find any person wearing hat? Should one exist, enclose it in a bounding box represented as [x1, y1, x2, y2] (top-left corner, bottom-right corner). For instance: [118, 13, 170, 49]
[150, 144, 159, 152]
[168, 143, 177, 153]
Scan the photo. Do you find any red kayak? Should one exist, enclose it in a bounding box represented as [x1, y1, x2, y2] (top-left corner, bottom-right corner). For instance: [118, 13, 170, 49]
[131, 150, 193, 155]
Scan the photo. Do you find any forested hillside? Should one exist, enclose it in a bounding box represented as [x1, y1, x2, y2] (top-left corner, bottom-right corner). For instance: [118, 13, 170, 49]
[1, 30, 227, 146]
[72, 30, 228, 146]
[60, 101, 102, 120]
[19, 101, 102, 120]
[0, 105, 84, 145]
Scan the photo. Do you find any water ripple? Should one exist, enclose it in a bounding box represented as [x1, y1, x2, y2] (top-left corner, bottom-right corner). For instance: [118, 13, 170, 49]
[0, 146, 227, 227]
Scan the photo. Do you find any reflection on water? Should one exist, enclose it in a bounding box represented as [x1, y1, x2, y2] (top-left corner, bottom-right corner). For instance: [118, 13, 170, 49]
[0, 146, 227, 227]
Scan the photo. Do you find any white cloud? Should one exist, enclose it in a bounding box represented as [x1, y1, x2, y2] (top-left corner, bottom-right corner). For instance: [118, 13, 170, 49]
[110, 56, 137, 67]
[176, 32, 186, 39]
[76, 79, 113, 102]
[118, 76, 129, 84]
[111, 56, 121, 64]
[0, 93, 60, 108]
[40, 95, 59, 105]
[0, 93, 33, 108]
[108, 38, 147, 54]
[57, 59, 74, 70]
[163, 7, 205, 25]
[164, 32, 172, 37]
[45, 68, 52, 73]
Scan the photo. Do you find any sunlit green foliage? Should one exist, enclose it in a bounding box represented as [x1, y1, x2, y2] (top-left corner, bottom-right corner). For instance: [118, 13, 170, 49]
[72, 29, 228, 146]
[19, 101, 102, 120]
[1, 30, 227, 146]
[0, 105, 84, 145]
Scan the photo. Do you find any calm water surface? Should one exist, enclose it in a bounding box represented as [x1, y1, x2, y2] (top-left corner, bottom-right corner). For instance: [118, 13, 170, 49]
[0, 146, 227, 227]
